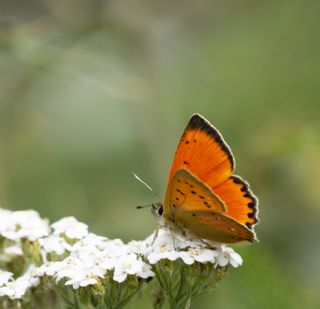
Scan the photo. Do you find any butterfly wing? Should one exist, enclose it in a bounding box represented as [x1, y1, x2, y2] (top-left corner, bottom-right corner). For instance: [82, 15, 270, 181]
[164, 169, 256, 243]
[165, 113, 259, 238]
[175, 209, 256, 243]
[167, 113, 234, 189]
[163, 168, 226, 220]
[214, 176, 258, 230]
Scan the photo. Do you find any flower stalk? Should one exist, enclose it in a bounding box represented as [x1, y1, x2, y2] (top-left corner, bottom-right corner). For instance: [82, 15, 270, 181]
[152, 260, 227, 309]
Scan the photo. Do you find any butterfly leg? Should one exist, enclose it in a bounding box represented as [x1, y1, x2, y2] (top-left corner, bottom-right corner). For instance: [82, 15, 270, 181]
[151, 224, 161, 245]
[199, 238, 217, 250]
[169, 229, 177, 250]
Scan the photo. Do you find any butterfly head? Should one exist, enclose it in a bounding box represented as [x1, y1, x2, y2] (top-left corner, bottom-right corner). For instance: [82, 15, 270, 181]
[136, 202, 163, 217]
[151, 203, 163, 217]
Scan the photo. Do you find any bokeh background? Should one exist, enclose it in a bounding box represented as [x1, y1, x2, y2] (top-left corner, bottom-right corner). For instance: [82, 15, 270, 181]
[1, 0, 319, 308]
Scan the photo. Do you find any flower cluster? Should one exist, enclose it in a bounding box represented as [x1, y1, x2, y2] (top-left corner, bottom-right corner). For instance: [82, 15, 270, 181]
[0, 265, 40, 299]
[0, 208, 242, 306]
[0, 209, 49, 241]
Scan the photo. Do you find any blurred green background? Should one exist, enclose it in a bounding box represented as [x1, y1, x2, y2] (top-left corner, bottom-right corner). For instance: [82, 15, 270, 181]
[0, 0, 319, 308]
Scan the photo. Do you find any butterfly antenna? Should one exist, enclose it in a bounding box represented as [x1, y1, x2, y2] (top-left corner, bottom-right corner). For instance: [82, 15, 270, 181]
[136, 204, 153, 209]
[131, 172, 162, 202]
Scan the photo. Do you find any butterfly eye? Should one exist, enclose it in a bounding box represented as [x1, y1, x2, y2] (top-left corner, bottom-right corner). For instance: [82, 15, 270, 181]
[157, 206, 163, 216]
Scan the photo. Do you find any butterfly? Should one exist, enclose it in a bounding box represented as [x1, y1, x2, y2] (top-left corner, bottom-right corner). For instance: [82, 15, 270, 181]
[152, 113, 259, 244]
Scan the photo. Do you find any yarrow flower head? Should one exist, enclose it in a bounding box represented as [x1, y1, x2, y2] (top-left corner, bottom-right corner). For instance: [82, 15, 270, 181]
[0, 208, 245, 308]
[51, 216, 88, 240]
[216, 244, 243, 267]
[141, 227, 230, 267]
[0, 265, 41, 299]
[39, 235, 72, 255]
[0, 208, 49, 241]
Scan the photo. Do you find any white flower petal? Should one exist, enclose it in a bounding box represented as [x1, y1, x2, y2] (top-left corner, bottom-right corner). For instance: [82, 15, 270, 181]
[113, 272, 127, 283]
[51, 217, 88, 239]
[0, 270, 13, 286]
[0, 209, 49, 241]
[39, 235, 72, 255]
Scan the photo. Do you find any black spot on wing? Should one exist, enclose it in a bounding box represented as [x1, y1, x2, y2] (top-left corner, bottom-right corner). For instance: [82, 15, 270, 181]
[232, 177, 243, 184]
[176, 188, 185, 196]
[231, 175, 259, 229]
[245, 222, 252, 229]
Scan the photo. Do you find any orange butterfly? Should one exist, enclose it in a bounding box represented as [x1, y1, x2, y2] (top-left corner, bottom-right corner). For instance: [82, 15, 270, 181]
[153, 114, 259, 244]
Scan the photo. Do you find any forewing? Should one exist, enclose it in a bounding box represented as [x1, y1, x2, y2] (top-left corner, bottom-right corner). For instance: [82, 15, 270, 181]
[167, 114, 234, 189]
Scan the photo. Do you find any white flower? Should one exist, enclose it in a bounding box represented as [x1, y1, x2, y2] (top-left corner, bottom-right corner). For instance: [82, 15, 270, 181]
[64, 265, 102, 289]
[40, 261, 65, 277]
[13, 265, 41, 299]
[40, 233, 132, 288]
[0, 283, 15, 298]
[0, 270, 13, 286]
[39, 235, 72, 255]
[71, 234, 115, 269]
[136, 263, 154, 279]
[63, 262, 104, 289]
[179, 247, 218, 265]
[98, 257, 114, 271]
[100, 239, 128, 258]
[0, 207, 243, 301]
[66, 276, 98, 288]
[143, 226, 242, 268]
[71, 233, 111, 259]
[145, 228, 186, 264]
[53, 257, 83, 282]
[47, 254, 105, 289]
[147, 245, 180, 264]
[146, 231, 181, 263]
[0, 265, 42, 299]
[51, 217, 88, 239]
[0, 209, 49, 241]
[216, 245, 243, 267]
[127, 240, 149, 255]
[113, 253, 152, 283]
[73, 233, 109, 250]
